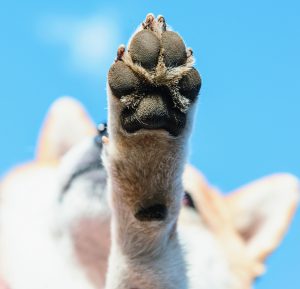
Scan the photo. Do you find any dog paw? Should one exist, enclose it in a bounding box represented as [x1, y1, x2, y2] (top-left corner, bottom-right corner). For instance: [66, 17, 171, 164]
[108, 14, 201, 137]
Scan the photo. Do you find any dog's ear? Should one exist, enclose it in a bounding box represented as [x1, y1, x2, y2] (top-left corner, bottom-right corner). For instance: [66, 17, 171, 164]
[36, 97, 96, 163]
[226, 174, 299, 263]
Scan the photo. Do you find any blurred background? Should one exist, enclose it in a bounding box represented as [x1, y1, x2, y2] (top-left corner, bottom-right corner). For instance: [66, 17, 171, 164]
[0, 0, 299, 288]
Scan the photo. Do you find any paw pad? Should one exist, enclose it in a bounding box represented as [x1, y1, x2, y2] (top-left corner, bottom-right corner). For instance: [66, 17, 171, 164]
[179, 68, 202, 102]
[108, 61, 139, 98]
[129, 30, 161, 70]
[161, 31, 187, 67]
[108, 14, 201, 136]
[135, 204, 167, 221]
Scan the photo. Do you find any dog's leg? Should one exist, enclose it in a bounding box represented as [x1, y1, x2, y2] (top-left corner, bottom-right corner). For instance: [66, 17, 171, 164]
[103, 14, 201, 289]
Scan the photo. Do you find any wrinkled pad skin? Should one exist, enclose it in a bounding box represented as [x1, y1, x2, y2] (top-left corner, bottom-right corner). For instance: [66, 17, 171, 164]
[129, 30, 160, 70]
[108, 62, 139, 98]
[108, 29, 201, 136]
[120, 93, 186, 137]
[161, 31, 187, 67]
[179, 68, 202, 102]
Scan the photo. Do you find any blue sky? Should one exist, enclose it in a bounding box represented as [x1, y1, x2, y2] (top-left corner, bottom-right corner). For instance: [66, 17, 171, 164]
[0, 0, 299, 288]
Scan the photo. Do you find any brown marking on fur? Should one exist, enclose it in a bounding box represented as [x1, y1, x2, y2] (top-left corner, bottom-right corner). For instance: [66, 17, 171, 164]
[108, 133, 185, 214]
[105, 23, 194, 283]
[1, 93, 298, 289]
[2, 13, 298, 289]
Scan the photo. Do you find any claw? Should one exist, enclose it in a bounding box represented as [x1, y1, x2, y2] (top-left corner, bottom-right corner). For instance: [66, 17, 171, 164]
[187, 48, 193, 58]
[102, 135, 109, 144]
[142, 13, 155, 30]
[116, 44, 126, 62]
[157, 15, 167, 32]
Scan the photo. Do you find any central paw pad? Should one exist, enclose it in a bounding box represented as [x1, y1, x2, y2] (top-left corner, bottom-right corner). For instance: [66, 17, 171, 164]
[108, 14, 201, 136]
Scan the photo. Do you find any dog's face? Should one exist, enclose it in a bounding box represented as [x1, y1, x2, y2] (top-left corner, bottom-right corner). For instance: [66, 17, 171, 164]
[1, 97, 298, 289]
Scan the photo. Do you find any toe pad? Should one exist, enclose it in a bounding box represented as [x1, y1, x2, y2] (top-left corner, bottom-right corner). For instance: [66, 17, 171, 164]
[108, 62, 140, 98]
[179, 68, 201, 102]
[161, 31, 187, 67]
[129, 30, 161, 70]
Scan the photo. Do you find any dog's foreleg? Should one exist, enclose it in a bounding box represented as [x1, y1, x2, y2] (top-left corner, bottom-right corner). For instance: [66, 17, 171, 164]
[103, 14, 201, 289]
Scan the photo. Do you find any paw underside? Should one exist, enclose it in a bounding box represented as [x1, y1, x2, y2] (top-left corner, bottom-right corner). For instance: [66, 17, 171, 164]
[108, 14, 201, 136]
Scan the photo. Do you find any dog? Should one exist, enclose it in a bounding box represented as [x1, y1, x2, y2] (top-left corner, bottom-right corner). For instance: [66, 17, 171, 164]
[0, 14, 299, 289]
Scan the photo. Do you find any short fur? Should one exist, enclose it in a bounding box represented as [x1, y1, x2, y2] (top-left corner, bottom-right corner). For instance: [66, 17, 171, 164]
[0, 14, 299, 289]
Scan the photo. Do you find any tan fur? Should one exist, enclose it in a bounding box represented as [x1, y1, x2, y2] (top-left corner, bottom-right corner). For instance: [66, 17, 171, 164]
[0, 15, 299, 289]
[103, 85, 194, 289]
[0, 97, 298, 289]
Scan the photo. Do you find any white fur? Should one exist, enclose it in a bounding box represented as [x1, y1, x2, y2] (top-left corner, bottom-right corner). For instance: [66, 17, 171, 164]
[178, 210, 237, 289]
[0, 167, 95, 289]
[0, 14, 298, 289]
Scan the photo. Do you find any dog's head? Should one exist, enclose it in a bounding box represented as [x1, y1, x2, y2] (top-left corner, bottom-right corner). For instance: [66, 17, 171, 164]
[1, 97, 298, 289]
